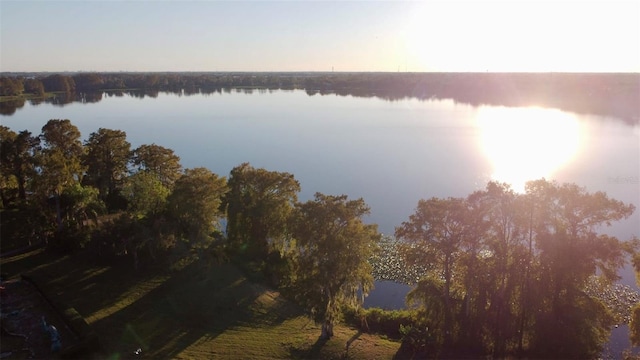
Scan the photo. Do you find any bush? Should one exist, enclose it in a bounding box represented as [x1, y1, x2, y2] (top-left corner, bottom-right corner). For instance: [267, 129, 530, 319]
[343, 306, 415, 339]
[343, 306, 441, 358]
[49, 226, 92, 253]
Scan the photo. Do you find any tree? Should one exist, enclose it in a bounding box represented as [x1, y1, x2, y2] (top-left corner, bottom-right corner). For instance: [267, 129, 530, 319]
[1, 127, 40, 206]
[41, 74, 75, 93]
[630, 251, 640, 346]
[396, 180, 635, 358]
[8, 129, 40, 202]
[1, 126, 44, 248]
[37, 119, 85, 231]
[107, 167, 186, 270]
[167, 167, 227, 244]
[0, 127, 19, 207]
[73, 73, 105, 91]
[83, 128, 131, 210]
[24, 78, 45, 97]
[0, 197, 51, 248]
[123, 171, 170, 219]
[396, 197, 469, 349]
[470, 182, 528, 356]
[89, 212, 163, 270]
[222, 163, 300, 258]
[292, 193, 379, 339]
[59, 184, 105, 228]
[38, 120, 85, 184]
[0, 77, 24, 96]
[51, 183, 105, 251]
[131, 144, 182, 188]
[525, 180, 634, 358]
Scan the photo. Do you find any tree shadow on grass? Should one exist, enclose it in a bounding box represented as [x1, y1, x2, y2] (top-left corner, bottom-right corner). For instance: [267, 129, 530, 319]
[87, 260, 295, 359]
[1, 248, 57, 279]
[8, 249, 304, 358]
[289, 335, 330, 359]
[16, 251, 161, 321]
[345, 330, 363, 354]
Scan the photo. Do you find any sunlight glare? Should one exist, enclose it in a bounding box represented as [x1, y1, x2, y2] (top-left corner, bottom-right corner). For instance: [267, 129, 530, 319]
[477, 106, 583, 192]
[402, 1, 640, 72]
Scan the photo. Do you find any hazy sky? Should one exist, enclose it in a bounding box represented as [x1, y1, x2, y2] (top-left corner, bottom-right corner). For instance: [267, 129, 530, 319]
[1, 0, 638, 72]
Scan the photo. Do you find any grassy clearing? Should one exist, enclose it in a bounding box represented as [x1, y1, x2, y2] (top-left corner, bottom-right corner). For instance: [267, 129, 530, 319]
[0, 92, 56, 103]
[1, 250, 400, 359]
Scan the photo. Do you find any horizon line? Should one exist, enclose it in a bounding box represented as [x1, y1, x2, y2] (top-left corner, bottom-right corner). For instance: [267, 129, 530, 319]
[2, 70, 639, 75]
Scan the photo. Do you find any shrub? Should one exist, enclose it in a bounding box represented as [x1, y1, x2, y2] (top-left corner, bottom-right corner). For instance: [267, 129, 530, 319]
[343, 306, 415, 339]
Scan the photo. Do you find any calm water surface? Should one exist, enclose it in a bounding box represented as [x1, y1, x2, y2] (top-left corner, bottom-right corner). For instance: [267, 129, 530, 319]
[3, 90, 639, 354]
[4, 91, 637, 239]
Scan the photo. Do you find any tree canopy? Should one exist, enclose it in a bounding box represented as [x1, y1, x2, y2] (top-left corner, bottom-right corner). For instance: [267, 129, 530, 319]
[396, 180, 635, 358]
[167, 167, 227, 244]
[0, 126, 40, 204]
[83, 128, 131, 210]
[292, 193, 380, 339]
[131, 143, 182, 189]
[39, 119, 85, 191]
[223, 163, 300, 258]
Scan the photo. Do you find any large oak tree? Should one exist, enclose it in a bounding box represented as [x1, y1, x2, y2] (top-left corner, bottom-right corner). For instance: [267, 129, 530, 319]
[37, 119, 86, 230]
[131, 143, 182, 189]
[0, 126, 40, 205]
[222, 163, 300, 258]
[83, 128, 131, 210]
[167, 167, 227, 244]
[292, 193, 379, 339]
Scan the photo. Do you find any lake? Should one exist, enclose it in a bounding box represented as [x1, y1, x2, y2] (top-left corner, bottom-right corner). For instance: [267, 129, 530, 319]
[2, 89, 639, 355]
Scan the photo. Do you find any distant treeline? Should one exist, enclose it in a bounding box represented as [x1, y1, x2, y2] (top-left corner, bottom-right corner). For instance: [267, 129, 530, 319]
[1, 72, 638, 123]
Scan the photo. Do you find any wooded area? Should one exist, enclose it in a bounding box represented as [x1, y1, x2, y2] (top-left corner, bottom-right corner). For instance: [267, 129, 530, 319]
[1, 72, 638, 123]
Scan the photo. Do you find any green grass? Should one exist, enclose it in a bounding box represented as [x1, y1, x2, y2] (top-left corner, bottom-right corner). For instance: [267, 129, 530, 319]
[1, 250, 400, 359]
[0, 92, 55, 102]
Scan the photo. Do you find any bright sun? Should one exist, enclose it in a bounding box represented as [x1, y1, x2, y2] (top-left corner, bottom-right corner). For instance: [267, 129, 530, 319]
[476, 106, 583, 192]
[402, 1, 640, 72]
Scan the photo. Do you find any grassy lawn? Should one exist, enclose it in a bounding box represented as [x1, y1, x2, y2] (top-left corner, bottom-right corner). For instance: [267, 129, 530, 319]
[1, 250, 400, 359]
[0, 93, 54, 103]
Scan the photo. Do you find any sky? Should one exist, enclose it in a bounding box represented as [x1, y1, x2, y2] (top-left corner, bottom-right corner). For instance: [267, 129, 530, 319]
[1, 0, 639, 72]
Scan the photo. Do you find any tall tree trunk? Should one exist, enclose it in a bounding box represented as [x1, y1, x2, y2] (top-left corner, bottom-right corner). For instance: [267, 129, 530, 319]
[55, 192, 63, 231]
[17, 175, 26, 200]
[133, 248, 139, 272]
[0, 188, 8, 208]
[321, 319, 334, 339]
[443, 253, 453, 348]
[518, 202, 535, 353]
[321, 289, 335, 339]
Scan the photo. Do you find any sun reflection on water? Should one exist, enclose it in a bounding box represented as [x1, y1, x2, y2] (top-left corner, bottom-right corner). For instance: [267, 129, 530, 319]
[476, 106, 583, 192]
